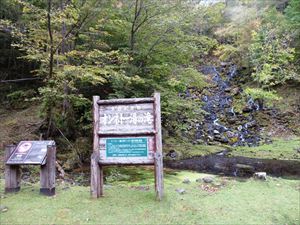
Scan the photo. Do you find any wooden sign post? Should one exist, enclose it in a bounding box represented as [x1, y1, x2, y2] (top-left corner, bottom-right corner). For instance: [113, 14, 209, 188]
[4, 141, 56, 196]
[91, 92, 164, 200]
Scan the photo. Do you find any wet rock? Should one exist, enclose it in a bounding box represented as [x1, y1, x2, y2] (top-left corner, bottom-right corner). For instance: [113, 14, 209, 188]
[196, 64, 262, 147]
[225, 87, 231, 92]
[203, 176, 214, 183]
[227, 117, 237, 124]
[226, 131, 236, 138]
[214, 135, 229, 143]
[182, 178, 191, 184]
[176, 188, 186, 194]
[0, 205, 8, 213]
[220, 62, 229, 67]
[242, 106, 252, 113]
[254, 172, 267, 180]
[245, 121, 257, 128]
[213, 130, 220, 134]
[231, 87, 240, 96]
[166, 150, 178, 159]
[207, 136, 214, 142]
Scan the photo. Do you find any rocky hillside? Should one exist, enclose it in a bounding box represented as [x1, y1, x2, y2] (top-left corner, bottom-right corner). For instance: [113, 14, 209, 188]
[180, 63, 300, 147]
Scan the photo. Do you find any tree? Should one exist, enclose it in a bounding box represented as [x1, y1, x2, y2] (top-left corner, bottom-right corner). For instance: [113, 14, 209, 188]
[285, 0, 300, 60]
[0, 0, 127, 139]
[249, 8, 297, 88]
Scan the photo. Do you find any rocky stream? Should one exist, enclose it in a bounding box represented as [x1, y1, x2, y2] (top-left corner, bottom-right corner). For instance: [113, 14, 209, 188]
[167, 64, 300, 177]
[196, 64, 262, 147]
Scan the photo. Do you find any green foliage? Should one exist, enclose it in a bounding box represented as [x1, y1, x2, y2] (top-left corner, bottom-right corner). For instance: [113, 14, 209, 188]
[1, 0, 299, 151]
[6, 89, 36, 107]
[95, 0, 212, 134]
[1, 0, 129, 138]
[244, 88, 280, 107]
[285, 0, 300, 29]
[214, 44, 238, 62]
[285, 0, 300, 59]
[244, 88, 280, 101]
[0, 0, 22, 21]
[1, 0, 215, 139]
[249, 8, 298, 88]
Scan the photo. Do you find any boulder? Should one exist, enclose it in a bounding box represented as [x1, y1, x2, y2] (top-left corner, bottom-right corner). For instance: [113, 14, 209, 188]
[166, 150, 178, 159]
[0, 205, 8, 213]
[182, 178, 191, 184]
[253, 172, 267, 180]
[203, 176, 214, 183]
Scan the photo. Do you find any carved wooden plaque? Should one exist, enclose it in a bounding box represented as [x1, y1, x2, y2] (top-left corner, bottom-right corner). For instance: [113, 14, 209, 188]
[95, 98, 157, 165]
[99, 103, 154, 135]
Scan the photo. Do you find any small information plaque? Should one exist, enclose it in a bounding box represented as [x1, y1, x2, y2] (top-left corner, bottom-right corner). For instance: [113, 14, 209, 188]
[6, 141, 55, 165]
[106, 138, 148, 157]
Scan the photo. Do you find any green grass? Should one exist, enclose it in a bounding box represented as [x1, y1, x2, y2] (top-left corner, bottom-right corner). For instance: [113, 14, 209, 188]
[230, 138, 300, 161]
[164, 137, 226, 159]
[0, 168, 299, 225]
[164, 137, 300, 161]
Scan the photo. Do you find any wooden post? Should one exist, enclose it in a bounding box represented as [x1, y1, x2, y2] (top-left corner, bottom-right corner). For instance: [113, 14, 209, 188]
[40, 145, 56, 196]
[91, 153, 104, 198]
[99, 165, 104, 196]
[91, 96, 103, 198]
[4, 145, 21, 193]
[154, 92, 163, 201]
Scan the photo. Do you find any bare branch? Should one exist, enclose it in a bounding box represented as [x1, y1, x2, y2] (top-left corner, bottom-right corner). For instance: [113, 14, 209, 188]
[0, 78, 42, 83]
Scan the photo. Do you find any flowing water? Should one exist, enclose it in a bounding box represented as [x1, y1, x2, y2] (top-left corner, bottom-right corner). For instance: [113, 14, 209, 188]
[197, 65, 261, 146]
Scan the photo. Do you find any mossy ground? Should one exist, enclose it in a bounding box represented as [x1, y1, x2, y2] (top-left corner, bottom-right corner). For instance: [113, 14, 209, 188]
[0, 168, 299, 225]
[164, 138, 226, 159]
[165, 137, 300, 161]
[230, 138, 300, 161]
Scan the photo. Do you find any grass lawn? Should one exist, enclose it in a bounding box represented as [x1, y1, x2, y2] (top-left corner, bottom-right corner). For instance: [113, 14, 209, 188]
[0, 168, 299, 225]
[230, 138, 300, 161]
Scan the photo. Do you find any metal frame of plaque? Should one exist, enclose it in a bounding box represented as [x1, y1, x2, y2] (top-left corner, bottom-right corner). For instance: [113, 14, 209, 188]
[91, 92, 163, 200]
[4, 141, 56, 196]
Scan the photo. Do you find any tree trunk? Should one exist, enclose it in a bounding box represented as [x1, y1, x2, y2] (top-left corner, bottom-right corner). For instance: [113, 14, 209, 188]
[47, 0, 53, 79]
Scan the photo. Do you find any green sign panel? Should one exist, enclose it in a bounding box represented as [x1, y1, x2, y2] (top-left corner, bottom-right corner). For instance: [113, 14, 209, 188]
[106, 138, 148, 157]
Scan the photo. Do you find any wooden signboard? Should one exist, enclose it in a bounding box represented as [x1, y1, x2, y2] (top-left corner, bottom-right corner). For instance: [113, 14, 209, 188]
[4, 141, 56, 196]
[91, 93, 163, 200]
